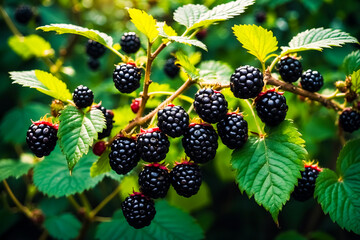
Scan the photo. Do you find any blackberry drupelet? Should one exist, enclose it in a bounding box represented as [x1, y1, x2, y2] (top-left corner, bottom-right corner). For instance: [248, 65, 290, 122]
[95, 105, 114, 139]
[109, 137, 140, 175]
[26, 121, 58, 158]
[255, 90, 288, 126]
[292, 164, 321, 201]
[120, 32, 141, 54]
[230, 65, 264, 99]
[300, 69, 324, 92]
[164, 57, 180, 78]
[277, 56, 302, 83]
[14, 5, 33, 24]
[86, 40, 106, 59]
[113, 63, 141, 93]
[137, 128, 170, 162]
[138, 163, 170, 199]
[339, 109, 360, 133]
[170, 161, 202, 198]
[87, 57, 100, 71]
[157, 105, 189, 138]
[217, 113, 248, 149]
[73, 85, 94, 108]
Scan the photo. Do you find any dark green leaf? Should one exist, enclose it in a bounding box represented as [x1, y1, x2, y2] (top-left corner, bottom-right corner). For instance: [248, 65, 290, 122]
[343, 50, 360, 76]
[44, 213, 81, 240]
[0, 159, 33, 181]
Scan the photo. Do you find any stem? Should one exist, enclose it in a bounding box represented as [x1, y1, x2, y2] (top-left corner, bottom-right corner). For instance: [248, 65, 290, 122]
[88, 184, 122, 219]
[148, 91, 194, 104]
[151, 42, 168, 59]
[68, 195, 82, 211]
[245, 100, 263, 136]
[0, 6, 23, 37]
[109, 47, 126, 61]
[78, 192, 92, 213]
[187, 104, 194, 115]
[268, 54, 283, 72]
[3, 180, 32, 218]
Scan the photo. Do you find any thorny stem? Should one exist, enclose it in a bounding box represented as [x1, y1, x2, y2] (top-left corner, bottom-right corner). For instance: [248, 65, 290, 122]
[245, 100, 264, 136]
[88, 184, 122, 219]
[0, 6, 23, 37]
[3, 180, 33, 218]
[147, 91, 194, 104]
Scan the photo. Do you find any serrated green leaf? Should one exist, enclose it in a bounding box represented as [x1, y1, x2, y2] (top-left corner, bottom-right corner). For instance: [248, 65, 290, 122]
[95, 200, 204, 240]
[168, 36, 207, 51]
[343, 50, 360, 76]
[0, 159, 33, 181]
[128, 8, 159, 42]
[44, 213, 81, 240]
[8, 35, 54, 60]
[58, 106, 106, 170]
[198, 60, 233, 84]
[233, 24, 278, 63]
[173, 4, 209, 29]
[281, 28, 358, 53]
[350, 69, 360, 94]
[90, 149, 111, 177]
[231, 120, 307, 223]
[157, 22, 178, 38]
[175, 52, 199, 80]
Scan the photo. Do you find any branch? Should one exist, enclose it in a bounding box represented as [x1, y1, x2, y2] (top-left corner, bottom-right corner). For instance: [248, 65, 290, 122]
[3, 180, 32, 218]
[88, 184, 122, 219]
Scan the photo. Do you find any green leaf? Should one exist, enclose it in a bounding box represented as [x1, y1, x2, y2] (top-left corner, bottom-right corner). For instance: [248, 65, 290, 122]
[275, 230, 307, 240]
[198, 60, 233, 84]
[90, 149, 111, 177]
[33, 146, 105, 197]
[231, 120, 307, 223]
[174, 52, 200, 79]
[157, 22, 178, 38]
[233, 24, 278, 63]
[9, 70, 72, 101]
[315, 139, 360, 235]
[0, 159, 33, 181]
[95, 200, 204, 240]
[168, 36, 207, 51]
[58, 106, 106, 170]
[173, 4, 209, 29]
[350, 69, 360, 94]
[343, 50, 360, 76]
[127, 8, 159, 43]
[44, 213, 81, 240]
[8, 35, 54, 60]
[281, 28, 358, 54]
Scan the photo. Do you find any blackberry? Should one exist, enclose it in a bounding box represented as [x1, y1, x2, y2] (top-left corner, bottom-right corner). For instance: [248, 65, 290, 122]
[277, 56, 302, 83]
[137, 128, 170, 162]
[109, 137, 140, 175]
[26, 121, 58, 158]
[14, 5, 33, 25]
[182, 123, 218, 164]
[193, 88, 228, 123]
[196, 29, 207, 41]
[255, 90, 288, 126]
[73, 85, 94, 108]
[300, 69, 324, 92]
[122, 192, 156, 229]
[292, 164, 321, 201]
[93, 141, 106, 156]
[120, 32, 141, 54]
[87, 57, 100, 71]
[255, 11, 267, 24]
[339, 109, 360, 133]
[164, 57, 180, 78]
[86, 40, 106, 59]
[230, 65, 264, 99]
[138, 163, 170, 199]
[217, 113, 248, 149]
[113, 63, 141, 94]
[95, 105, 114, 139]
[170, 161, 202, 198]
[157, 105, 189, 138]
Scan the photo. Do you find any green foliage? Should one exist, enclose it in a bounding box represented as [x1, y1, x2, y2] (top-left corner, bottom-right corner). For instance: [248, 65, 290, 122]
[8, 35, 53, 60]
[198, 60, 233, 85]
[343, 50, 360, 76]
[231, 120, 307, 223]
[275, 230, 307, 240]
[169, 36, 207, 51]
[90, 149, 111, 177]
[174, 51, 199, 79]
[0, 159, 33, 181]
[44, 213, 81, 240]
[127, 8, 159, 43]
[350, 69, 360, 93]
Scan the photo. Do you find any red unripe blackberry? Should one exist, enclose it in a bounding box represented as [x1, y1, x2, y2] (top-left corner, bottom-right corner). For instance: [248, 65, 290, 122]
[113, 63, 141, 94]
[95, 105, 114, 139]
[164, 57, 180, 78]
[87, 57, 100, 71]
[14, 5, 33, 25]
[122, 192, 156, 229]
[339, 109, 360, 133]
[170, 161, 202, 198]
[194, 88, 228, 123]
[137, 128, 170, 162]
[300, 69, 324, 92]
[277, 56, 302, 83]
[182, 123, 218, 164]
[217, 113, 248, 149]
[157, 105, 189, 138]
[195, 29, 207, 41]
[26, 121, 58, 158]
[120, 32, 141, 54]
[255, 90, 288, 126]
[109, 137, 140, 175]
[138, 163, 170, 199]
[73, 85, 94, 108]
[93, 141, 106, 156]
[86, 40, 106, 59]
[292, 164, 321, 201]
[131, 98, 141, 113]
[230, 65, 264, 99]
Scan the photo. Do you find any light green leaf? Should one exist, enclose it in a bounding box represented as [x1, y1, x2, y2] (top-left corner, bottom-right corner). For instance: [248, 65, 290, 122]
[157, 22, 178, 38]
[175, 52, 200, 80]
[44, 213, 81, 240]
[95, 200, 204, 240]
[0, 159, 33, 181]
[231, 120, 307, 223]
[168, 36, 207, 51]
[128, 8, 159, 43]
[198, 60, 233, 84]
[343, 50, 360, 76]
[90, 149, 111, 177]
[8, 35, 54, 60]
[58, 106, 106, 170]
[233, 24, 278, 63]
[173, 4, 209, 29]
[350, 69, 360, 94]
[281, 28, 358, 53]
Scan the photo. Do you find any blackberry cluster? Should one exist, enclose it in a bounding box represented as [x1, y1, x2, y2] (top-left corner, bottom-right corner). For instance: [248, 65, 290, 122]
[300, 70, 324, 92]
[256, 90, 288, 126]
[73, 85, 94, 108]
[138, 164, 170, 199]
[339, 109, 360, 133]
[113, 63, 141, 93]
[137, 128, 170, 162]
[230, 65, 264, 99]
[95, 105, 115, 139]
[217, 113, 248, 149]
[182, 124, 218, 164]
[15, 5, 33, 25]
[292, 165, 321, 201]
[120, 32, 141, 54]
[109, 137, 140, 175]
[86, 40, 106, 59]
[170, 162, 202, 198]
[277, 56, 302, 83]
[193, 88, 228, 123]
[164, 57, 180, 78]
[26, 122, 58, 158]
[157, 105, 189, 138]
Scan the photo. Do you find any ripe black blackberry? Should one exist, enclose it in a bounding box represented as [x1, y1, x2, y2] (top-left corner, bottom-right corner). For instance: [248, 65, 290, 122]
[87, 57, 100, 71]
[137, 128, 170, 162]
[138, 163, 170, 199]
[14, 5, 33, 25]
[164, 57, 180, 78]
[73, 85, 94, 108]
[182, 123, 218, 164]
[120, 32, 141, 54]
[300, 69, 324, 92]
[26, 121, 58, 158]
[86, 40, 106, 59]
[217, 113, 248, 149]
[95, 105, 114, 139]
[122, 192, 156, 229]
[230, 65, 264, 99]
[193, 88, 228, 123]
[157, 104, 189, 138]
[255, 11, 267, 24]
[255, 90, 288, 126]
[277, 56, 302, 83]
[113, 63, 141, 93]
[339, 109, 360, 133]
[170, 161, 202, 198]
[109, 137, 140, 175]
[292, 164, 321, 201]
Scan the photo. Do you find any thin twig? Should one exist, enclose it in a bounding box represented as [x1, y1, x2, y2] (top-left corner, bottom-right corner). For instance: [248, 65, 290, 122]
[88, 184, 122, 219]
[0, 6, 23, 37]
[3, 180, 32, 218]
